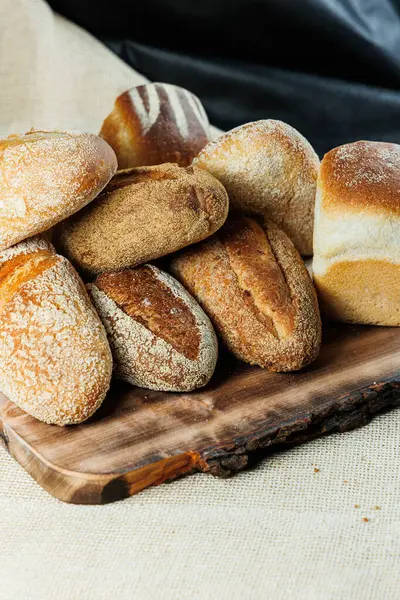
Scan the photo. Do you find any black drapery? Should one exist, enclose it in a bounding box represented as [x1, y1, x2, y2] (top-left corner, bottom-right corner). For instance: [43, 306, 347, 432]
[47, 0, 400, 156]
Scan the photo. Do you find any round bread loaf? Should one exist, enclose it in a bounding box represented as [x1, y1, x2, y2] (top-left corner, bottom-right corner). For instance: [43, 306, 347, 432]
[193, 120, 320, 256]
[100, 82, 210, 168]
[171, 214, 321, 372]
[0, 237, 112, 425]
[88, 265, 218, 392]
[57, 163, 229, 277]
[313, 140, 400, 326]
[0, 130, 117, 251]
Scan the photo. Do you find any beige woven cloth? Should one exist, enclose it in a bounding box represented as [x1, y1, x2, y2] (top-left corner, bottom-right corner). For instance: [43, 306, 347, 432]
[1, 1, 400, 598]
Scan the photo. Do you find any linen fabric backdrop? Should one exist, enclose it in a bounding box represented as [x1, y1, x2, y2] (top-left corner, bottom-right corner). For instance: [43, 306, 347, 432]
[0, 1, 400, 599]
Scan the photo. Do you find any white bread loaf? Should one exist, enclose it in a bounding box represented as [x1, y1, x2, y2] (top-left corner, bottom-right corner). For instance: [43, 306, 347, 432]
[313, 140, 400, 326]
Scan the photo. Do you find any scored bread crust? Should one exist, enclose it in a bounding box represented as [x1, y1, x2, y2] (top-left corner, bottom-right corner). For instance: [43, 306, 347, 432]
[171, 215, 321, 372]
[58, 163, 229, 277]
[313, 140, 400, 325]
[193, 120, 320, 256]
[100, 82, 210, 168]
[88, 265, 218, 392]
[0, 130, 117, 251]
[0, 237, 113, 425]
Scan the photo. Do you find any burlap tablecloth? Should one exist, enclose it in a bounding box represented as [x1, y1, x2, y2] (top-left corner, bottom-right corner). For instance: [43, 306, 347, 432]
[1, 1, 400, 598]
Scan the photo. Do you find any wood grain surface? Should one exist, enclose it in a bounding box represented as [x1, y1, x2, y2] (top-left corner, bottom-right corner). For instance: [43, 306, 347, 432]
[0, 323, 399, 504]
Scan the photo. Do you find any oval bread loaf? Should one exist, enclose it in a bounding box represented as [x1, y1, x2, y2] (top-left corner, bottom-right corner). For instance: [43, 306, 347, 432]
[0, 130, 117, 251]
[0, 237, 113, 425]
[88, 265, 218, 391]
[171, 214, 321, 372]
[57, 163, 229, 277]
[193, 120, 320, 256]
[100, 82, 210, 168]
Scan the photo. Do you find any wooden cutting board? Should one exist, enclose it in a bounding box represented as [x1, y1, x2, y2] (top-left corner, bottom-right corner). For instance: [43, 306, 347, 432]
[0, 323, 399, 504]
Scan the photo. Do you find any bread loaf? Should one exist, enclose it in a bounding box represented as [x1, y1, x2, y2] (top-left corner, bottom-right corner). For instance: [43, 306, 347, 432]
[57, 163, 229, 277]
[0, 130, 117, 251]
[88, 265, 218, 391]
[193, 120, 320, 256]
[100, 83, 210, 168]
[0, 237, 112, 425]
[171, 214, 321, 372]
[313, 140, 400, 326]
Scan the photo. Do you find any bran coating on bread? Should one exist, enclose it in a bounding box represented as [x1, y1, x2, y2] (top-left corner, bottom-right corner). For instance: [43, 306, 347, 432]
[0, 130, 117, 251]
[193, 120, 320, 256]
[88, 265, 218, 391]
[0, 237, 112, 425]
[58, 163, 229, 277]
[171, 215, 321, 372]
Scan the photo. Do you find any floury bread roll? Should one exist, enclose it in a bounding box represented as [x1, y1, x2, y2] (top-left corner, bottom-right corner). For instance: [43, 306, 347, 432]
[100, 83, 210, 168]
[313, 141, 400, 326]
[0, 130, 117, 251]
[88, 265, 218, 392]
[58, 163, 229, 277]
[171, 214, 321, 372]
[0, 237, 112, 425]
[193, 120, 320, 255]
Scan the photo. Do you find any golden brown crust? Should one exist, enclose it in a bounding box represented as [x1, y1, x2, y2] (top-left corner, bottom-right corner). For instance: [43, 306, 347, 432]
[88, 265, 218, 392]
[57, 163, 229, 277]
[0, 237, 112, 425]
[100, 83, 210, 168]
[314, 259, 400, 326]
[320, 141, 400, 215]
[171, 215, 321, 372]
[0, 130, 117, 251]
[193, 120, 320, 256]
[95, 267, 200, 360]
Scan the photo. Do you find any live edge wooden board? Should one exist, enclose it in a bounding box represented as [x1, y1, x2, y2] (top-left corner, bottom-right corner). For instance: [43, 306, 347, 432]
[1, 323, 399, 504]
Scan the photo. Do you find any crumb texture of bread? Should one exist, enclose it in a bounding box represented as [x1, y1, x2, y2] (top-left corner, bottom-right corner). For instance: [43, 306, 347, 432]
[313, 140, 400, 326]
[100, 83, 210, 168]
[0, 130, 117, 251]
[0, 238, 112, 425]
[171, 215, 321, 372]
[58, 163, 229, 277]
[88, 265, 218, 391]
[193, 120, 320, 256]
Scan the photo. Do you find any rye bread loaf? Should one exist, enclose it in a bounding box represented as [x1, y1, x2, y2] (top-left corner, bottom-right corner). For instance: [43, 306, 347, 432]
[88, 265, 218, 391]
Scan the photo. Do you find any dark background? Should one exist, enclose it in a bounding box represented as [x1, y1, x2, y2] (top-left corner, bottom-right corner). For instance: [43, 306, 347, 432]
[47, 0, 400, 156]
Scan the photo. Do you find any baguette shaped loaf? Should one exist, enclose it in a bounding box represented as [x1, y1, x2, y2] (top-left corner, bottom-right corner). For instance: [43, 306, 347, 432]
[88, 265, 218, 391]
[58, 163, 229, 277]
[313, 141, 400, 325]
[0, 237, 112, 425]
[193, 120, 320, 256]
[0, 130, 117, 251]
[100, 83, 210, 168]
[171, 215, 321, 372]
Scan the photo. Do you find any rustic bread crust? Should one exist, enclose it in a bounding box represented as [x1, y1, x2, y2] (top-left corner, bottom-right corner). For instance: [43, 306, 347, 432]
[0, 130, 117, 251]
[57, 163, 229, 277]
[100, 83, 210, 168]
[0, 237, 112, 425]
[193, 120, 320, 256]
[88, 265, 218, 392]
[171, 215, 321, 372]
